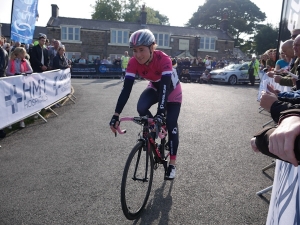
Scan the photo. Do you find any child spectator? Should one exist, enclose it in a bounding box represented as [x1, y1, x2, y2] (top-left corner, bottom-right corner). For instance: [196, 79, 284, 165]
[6, 47, 33, 128]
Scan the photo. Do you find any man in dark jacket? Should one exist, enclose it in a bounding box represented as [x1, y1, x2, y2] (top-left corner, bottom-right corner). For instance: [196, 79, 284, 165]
[0, 36, 8, 77]
[30, 33, 49, 73]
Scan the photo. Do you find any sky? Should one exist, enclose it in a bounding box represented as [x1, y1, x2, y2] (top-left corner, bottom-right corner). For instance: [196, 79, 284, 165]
[0, 0, 283, 27]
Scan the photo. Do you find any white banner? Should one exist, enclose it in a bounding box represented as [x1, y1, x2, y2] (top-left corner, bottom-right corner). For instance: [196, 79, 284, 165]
[267, 160, 300, 225]
[0, 69, 71, 129]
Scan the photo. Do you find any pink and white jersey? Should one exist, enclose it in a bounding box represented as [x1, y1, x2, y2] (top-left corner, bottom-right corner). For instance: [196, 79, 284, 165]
[125, 50, 182, 103]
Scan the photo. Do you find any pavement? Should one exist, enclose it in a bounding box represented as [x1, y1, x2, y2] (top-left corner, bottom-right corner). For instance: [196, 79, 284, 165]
[0, 79, 275, 225]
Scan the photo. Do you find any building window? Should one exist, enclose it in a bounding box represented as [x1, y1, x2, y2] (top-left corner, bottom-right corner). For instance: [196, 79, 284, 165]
[110, 29, 129, 45]
[199, 37, 216, 50]
[153, 33, 169, 47]
[61, 26, 80, 41]
[65, 52, 81, 60]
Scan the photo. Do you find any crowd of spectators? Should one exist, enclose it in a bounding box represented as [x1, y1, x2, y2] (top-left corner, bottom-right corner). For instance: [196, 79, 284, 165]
[250, 29, 300, 221]
[0, 33, 73, 131]
[174, 55, 231, 83]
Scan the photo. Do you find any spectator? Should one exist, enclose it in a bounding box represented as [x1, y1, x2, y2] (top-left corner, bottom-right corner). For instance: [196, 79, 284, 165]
[3, 43, 11, 56]
[259, 53, 268, 69]
[0, 36, 9, 77]
[180, 68, 191, 83]
[211, 57, 217, 69]
[0, 36, 8, 136]
[45, 39, 50, 49]
[248, 56, 259, 86]
[266, 49, 276, 69]
[6, 47, 33, 128]
[205, 56, 212, 71]
[101, 57, 109, 64]
[94, 56, 101, 65]
[29, 33, 49, 73]
[199, 69, 211, 84]
[114, 57, 121, 67]
[6, 47, 32, 76]
[190, 58, 198, 67]
[78, 55, 86, 64]
[182, 57, 191, 68]
[121, 51, 130, 81]
[11, 41, 21, 52]
[70, 54, 78, 65]
[251, 110, 300, 167]
[198, 58, 205, 70]
[52, 46, 71, 70]
[216, 60, 225, 69]
[48, 39, 61, 70]
[107, 57, 112, 64]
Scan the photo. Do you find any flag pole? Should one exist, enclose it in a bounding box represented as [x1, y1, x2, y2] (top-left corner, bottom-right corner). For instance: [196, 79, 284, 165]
[276, 0, 286, 61]
[10, 0, 15, 41]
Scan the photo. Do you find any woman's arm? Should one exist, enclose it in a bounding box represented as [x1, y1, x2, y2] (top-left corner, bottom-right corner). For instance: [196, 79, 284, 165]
[24, 60, 33, 74]
[5, 60, 14, 76]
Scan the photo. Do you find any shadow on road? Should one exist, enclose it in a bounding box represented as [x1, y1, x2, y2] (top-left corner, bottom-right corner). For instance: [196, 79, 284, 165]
[133, 180, 174, 225]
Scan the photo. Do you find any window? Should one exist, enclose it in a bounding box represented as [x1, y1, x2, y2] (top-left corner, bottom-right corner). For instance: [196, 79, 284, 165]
[65, 52, 81, 60]
[61, 26, 80, 41]
[110, 29, 129, 45]
[153, 32, 169, 47]
[199, 37, 216, 50]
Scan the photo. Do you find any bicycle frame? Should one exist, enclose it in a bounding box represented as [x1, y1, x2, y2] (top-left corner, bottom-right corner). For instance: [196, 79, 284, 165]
[117, 116, 168, 164]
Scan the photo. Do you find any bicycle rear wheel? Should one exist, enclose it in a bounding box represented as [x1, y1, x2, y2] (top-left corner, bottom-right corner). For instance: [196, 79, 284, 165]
[121, 140, 154, 220]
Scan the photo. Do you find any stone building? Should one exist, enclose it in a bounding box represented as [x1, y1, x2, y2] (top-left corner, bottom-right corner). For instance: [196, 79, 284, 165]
[1, 4, 243, 61]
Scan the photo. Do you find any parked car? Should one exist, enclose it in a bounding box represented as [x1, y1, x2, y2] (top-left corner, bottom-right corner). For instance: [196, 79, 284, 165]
[210, 63, 260, 85]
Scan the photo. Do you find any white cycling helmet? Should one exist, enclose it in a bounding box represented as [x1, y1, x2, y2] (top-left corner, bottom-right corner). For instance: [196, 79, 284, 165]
[129, 29, 155, 48]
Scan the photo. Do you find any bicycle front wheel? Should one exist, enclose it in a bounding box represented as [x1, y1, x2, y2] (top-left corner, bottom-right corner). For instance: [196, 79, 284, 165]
[120, 140, 154, 220]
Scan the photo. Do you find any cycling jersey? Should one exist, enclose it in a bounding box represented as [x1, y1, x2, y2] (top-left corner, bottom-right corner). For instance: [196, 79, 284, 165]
[115, 50, 182, 115]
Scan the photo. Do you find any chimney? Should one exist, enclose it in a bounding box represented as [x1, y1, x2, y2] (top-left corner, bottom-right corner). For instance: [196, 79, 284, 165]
[140, 4, 147, 25]
[51, 4, 59, 18]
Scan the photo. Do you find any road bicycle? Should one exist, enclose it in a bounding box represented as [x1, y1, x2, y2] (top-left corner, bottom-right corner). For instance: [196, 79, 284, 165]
[116, 116, 169, 220]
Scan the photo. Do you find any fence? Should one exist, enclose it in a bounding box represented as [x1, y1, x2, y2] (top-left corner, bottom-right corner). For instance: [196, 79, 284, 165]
[71, 63, 122, 78]
[0, 68, 75, 129]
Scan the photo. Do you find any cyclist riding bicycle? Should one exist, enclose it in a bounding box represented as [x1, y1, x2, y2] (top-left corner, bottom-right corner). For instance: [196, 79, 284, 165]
[109, 29, 182, 180]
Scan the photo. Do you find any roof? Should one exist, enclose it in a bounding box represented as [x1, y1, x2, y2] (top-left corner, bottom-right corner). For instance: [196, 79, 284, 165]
[1, 23, 48, 40]
[47, 17, 234, 40]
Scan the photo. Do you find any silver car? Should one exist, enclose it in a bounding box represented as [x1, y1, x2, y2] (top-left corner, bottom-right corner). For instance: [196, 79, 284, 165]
[210, 63, 259, 85]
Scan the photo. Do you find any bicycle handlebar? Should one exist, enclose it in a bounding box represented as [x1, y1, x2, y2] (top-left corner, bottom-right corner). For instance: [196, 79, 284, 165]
[116, 117, 167, 139]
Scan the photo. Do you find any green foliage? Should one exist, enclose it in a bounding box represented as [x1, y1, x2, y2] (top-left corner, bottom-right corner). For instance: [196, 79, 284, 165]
[91, 0, 169, 25]
[187, 0, 266, 44]
[91, 0, 122, 21]
[122, 0, 140, 22]
[253, 24, 279, 55]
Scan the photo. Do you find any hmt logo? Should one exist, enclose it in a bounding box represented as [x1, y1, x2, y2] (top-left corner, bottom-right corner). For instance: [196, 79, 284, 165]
[5, 85, 23, 114]
[53, 76, 62, 96]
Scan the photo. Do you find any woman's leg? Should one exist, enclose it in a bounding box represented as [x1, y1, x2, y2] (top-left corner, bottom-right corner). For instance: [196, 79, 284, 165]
[165, 102, 181, 179]
[166, 102, 181, 165]
[137, 88, 158, 117]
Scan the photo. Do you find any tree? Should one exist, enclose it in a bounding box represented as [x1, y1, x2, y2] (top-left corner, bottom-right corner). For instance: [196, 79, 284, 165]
[91, 0, 169, 25]
[122, 0, 140, 22]
[145, 7, 169, 25]
[91, 0, 122, 21]
[186, 0, 266, 45]
[253, 24, 279, 55]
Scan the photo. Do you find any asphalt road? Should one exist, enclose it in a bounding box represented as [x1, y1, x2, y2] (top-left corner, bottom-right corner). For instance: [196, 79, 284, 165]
[0, 79, 275, 225]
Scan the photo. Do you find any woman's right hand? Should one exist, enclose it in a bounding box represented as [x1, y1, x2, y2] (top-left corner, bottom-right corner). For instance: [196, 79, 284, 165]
[109, 115, 120, 134]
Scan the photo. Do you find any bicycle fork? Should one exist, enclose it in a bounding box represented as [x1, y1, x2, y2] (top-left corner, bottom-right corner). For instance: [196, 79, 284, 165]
[132, 139, 149, 183]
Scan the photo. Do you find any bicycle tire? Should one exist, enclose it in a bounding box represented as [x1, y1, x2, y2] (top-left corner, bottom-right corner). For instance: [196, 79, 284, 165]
[120, 140, 154, 220]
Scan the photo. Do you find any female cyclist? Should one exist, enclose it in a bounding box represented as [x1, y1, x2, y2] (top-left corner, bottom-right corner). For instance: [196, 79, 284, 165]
[109, 29, 182, 179]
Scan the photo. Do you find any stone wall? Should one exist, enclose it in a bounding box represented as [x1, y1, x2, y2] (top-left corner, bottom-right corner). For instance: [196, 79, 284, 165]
[47, 28, 236, 60]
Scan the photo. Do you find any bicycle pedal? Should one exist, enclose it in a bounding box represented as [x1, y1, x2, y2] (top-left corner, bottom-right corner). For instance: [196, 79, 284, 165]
[154, 163, 159, 170]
